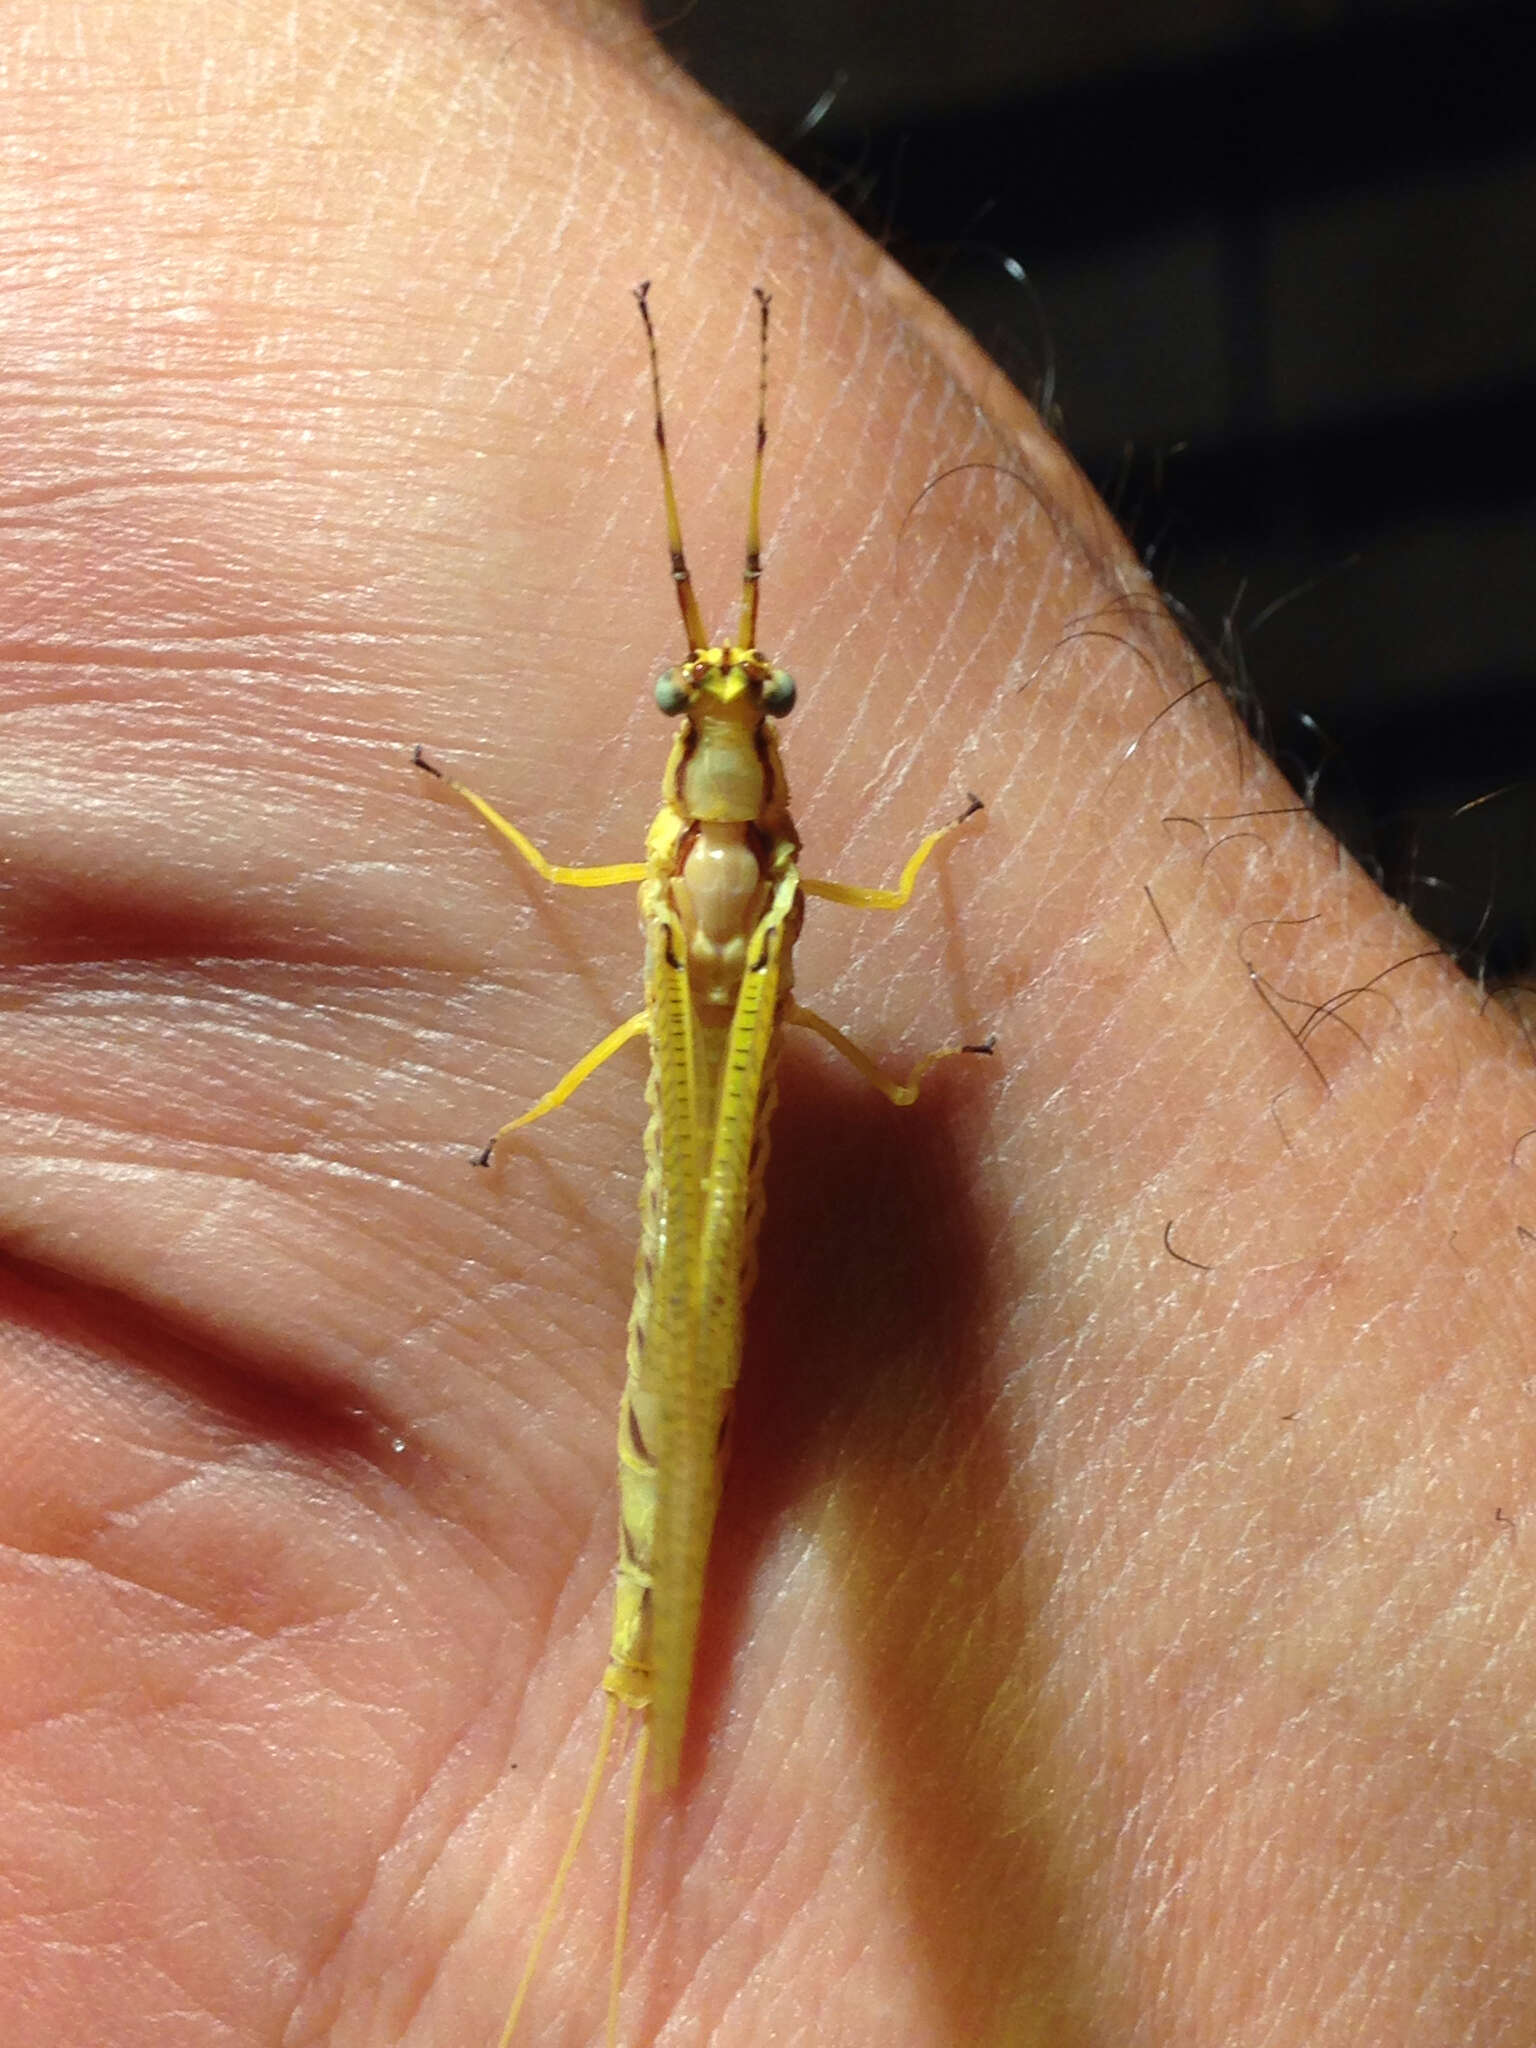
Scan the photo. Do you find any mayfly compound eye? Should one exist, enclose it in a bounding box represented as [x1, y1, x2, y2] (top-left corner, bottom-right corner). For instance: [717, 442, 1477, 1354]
[654, 669, 691, 715]
[762, 668, 797, 716]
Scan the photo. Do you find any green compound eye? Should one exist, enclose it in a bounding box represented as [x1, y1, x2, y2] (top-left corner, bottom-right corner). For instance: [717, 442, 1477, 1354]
[654, 669, 690, 715]
[762, 669, 796, 716]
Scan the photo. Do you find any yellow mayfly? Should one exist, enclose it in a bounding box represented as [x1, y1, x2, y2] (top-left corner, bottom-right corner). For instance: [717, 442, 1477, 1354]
[415, 284, 988, 2046]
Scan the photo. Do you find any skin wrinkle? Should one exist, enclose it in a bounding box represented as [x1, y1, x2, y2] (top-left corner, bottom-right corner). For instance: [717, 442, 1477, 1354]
[681, 1801, 818, 2043]
[299, 1662, 512, 2045]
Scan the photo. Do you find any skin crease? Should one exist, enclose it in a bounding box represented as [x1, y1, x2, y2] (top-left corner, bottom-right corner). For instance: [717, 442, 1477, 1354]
[3, 3, 1536, 2044]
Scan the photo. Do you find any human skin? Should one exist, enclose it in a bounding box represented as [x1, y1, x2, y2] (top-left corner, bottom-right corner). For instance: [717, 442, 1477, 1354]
[4, 4, 1536, 2045]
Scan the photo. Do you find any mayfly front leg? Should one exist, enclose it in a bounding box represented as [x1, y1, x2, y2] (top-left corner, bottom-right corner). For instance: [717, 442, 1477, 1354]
[412, 746, 650, 1162]
[803, 789, 982, 910]
[413, 745, 647, 892]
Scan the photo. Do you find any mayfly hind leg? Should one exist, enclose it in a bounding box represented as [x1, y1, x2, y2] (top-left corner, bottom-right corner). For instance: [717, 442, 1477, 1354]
[789, 1004, 994, 1104]
[475, 1010, 648, 1166]
[797, 793, 991, 1098]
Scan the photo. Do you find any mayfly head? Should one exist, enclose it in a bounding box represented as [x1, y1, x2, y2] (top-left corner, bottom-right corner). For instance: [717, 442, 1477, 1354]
[653, 649, 796, 724]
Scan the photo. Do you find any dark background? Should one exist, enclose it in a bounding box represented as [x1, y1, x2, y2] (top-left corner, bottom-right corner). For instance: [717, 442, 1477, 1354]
[658, 0, 1536, 981]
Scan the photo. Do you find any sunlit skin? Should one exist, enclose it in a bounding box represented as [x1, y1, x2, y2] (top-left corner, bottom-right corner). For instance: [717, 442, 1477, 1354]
[4, 5, 1536, 2046]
